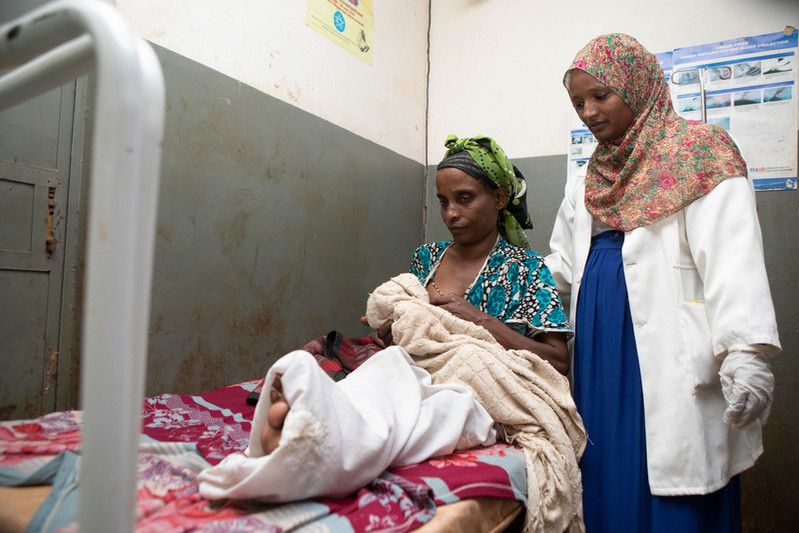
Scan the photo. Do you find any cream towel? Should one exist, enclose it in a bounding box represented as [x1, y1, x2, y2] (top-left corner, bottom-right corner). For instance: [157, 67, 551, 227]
[365, 273, 586, 533]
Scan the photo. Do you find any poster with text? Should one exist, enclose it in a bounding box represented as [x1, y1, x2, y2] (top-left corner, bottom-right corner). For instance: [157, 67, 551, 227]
[671, 29, 797, 190]
[307, 0, 373, 65]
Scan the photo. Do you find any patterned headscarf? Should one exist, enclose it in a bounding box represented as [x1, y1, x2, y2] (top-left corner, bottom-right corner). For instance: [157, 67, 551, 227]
[564, 34, 747, 231]
[437, 135, 533, 248]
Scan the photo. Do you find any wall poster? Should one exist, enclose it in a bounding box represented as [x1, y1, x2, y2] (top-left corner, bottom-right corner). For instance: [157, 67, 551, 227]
[307, 0, 373, 65]
[568, 28, 798, 191]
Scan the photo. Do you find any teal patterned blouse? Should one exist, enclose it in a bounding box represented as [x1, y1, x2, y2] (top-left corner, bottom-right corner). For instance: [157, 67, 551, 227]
[410, 238, 571, 339]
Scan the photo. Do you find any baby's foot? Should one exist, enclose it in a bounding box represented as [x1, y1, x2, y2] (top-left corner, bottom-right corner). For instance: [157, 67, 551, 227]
[260, 376, 289, 454]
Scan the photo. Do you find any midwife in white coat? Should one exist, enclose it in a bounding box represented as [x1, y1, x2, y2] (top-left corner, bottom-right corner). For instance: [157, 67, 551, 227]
[545, 33, 781, 533]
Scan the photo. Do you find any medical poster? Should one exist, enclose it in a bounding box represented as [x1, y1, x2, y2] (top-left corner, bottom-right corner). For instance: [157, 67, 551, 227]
[671, 29, 798, 190]
[568, 29, 799, 191]
[567, 112, 597, 180]
[307, 0, 373, 65]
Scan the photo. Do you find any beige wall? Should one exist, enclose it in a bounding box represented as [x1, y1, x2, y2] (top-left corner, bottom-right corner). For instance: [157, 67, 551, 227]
[113, 1, 797, 165]
[428, 0, 799, 162]
[113, 0, 430, 163]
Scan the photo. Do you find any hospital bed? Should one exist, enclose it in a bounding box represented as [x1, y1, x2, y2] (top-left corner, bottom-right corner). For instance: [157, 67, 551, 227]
[0, 1, 526, 531]
[0, 378, 526, 532]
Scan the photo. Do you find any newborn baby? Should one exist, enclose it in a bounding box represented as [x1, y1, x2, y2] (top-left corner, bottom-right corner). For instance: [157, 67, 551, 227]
[198, 346, 497, 502]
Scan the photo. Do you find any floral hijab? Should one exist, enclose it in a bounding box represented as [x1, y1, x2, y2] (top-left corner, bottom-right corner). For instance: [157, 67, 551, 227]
[438, 135, 533, 248]
[564, 34, 747, 231]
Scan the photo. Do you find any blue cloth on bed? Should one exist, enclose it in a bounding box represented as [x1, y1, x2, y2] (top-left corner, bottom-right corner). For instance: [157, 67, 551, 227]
[0, 451, 80, 533]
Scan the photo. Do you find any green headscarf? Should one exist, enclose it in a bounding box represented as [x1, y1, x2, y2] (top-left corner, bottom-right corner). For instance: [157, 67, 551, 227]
[438, 134, 533, 248]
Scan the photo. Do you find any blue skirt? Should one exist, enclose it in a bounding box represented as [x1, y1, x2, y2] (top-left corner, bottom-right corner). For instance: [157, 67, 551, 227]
[573, 230, 740, 533]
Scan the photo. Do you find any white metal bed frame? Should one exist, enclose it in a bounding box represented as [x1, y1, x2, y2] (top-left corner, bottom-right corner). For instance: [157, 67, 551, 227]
[0, 1, 164, 531]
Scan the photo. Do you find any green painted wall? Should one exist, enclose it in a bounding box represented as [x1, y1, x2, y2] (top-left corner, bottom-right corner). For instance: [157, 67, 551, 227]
[144, 45, 424, 396]
[741, 187, 799, 532]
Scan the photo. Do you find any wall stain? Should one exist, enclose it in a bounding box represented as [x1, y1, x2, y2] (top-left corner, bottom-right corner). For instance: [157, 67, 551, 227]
[218, 209, 249, 254]
[224, 135, 255, 166]
[0, 396, 39, 421]
[152, 315, 166, 335]
[0, 403, 19, 421]
[157, 224, 173, 243]
[140, 46, 419, 402]
[175, 337, 223, 393]
[264, 151, 284, 182]
[157, 260, 298, 394]
[252, 302, 274, 335]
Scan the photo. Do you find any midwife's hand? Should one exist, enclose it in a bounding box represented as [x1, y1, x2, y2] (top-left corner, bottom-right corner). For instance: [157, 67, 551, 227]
[360, 316, 393, 346]
[429, 294, 486, 325]
[719, 349, 775, 430]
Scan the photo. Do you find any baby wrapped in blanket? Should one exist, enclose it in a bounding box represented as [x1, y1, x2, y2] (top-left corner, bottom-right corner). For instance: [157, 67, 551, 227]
[197, 344, 497, 502]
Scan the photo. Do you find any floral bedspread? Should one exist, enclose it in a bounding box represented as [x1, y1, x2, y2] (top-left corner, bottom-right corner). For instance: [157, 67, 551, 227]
[0, 381, 526, 532]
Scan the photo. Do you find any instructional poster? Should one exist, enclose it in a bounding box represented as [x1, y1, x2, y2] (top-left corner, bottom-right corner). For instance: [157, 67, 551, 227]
[307, 0, 373, 65]
[672, 29, 798, 190]
[568, 29, 799, 191]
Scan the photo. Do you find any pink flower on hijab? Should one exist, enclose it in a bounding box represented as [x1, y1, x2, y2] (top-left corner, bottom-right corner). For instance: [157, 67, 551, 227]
[574, 59, 587, 69]
[660, 175, 676, 189]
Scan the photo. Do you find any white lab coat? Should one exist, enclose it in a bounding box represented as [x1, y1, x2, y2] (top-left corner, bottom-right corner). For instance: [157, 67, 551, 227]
[546, 172, 781, 495]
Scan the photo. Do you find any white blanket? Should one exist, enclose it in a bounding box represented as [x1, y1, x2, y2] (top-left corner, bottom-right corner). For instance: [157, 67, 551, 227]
[364, 274, 586, 533]
[198, 346, 497, 502]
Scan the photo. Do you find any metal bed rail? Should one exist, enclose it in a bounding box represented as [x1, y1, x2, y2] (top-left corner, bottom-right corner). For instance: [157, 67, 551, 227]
[0, 1, 164, 531]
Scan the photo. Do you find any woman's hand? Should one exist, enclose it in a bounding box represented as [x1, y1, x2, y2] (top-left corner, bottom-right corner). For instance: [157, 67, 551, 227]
[360, 316, 394, 346]
[428, 295, 570, 375]
[428, 294, 487, 324]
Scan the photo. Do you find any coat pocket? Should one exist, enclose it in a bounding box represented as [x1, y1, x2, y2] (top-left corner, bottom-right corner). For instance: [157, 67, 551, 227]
[676, 300, 720, 391]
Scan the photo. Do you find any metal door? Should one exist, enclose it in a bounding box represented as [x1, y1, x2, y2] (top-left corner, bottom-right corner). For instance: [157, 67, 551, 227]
[0, 81, 77, 420]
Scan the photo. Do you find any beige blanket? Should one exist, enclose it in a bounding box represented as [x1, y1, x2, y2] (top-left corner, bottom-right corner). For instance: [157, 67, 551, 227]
[365, 274, 586, 533]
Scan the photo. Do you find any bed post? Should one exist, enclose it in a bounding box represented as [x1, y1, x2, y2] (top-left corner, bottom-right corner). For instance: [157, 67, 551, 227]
[0, 1, 164, 531]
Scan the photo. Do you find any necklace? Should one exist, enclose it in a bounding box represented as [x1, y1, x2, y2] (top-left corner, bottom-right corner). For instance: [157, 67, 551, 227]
[429, 278, 445, 296]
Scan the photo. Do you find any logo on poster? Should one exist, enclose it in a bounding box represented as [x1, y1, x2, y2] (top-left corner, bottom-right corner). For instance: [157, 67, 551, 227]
[333, 11, 346, 32]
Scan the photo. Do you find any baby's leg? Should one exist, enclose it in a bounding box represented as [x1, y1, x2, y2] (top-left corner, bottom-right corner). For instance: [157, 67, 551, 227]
[260, 377, 289, 454]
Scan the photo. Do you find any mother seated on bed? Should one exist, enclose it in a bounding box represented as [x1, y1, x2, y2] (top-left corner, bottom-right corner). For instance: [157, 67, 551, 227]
[261, 133, 572, 454]
[198, 135, 584, 532]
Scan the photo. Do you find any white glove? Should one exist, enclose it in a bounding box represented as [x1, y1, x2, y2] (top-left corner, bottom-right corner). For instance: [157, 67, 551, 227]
[719, 348, 774, 430]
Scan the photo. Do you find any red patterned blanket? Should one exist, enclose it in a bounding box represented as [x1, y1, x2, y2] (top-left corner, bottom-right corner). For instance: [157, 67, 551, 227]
[0, 381, 526, 532]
